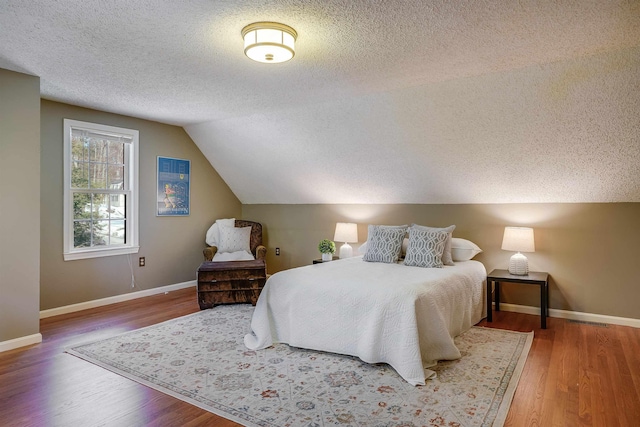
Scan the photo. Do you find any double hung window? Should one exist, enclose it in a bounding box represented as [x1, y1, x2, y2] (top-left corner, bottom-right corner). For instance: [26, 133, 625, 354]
[63, 119, 139, 260]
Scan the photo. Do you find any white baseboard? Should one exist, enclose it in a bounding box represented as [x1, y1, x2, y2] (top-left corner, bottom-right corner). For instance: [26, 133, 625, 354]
[0, 333, 43, 353]
[498, 303, 640, 329]
[40, 280, 197, 319]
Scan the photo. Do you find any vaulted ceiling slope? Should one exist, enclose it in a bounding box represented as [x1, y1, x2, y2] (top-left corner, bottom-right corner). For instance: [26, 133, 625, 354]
[1, 1, 639, 204]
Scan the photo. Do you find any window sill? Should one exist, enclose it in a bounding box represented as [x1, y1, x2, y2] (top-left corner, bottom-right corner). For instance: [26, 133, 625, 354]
[63, 245, 140, 261]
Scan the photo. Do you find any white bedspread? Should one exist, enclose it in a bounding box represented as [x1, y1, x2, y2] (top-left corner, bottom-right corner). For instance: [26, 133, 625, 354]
[244, 256, 486, 385]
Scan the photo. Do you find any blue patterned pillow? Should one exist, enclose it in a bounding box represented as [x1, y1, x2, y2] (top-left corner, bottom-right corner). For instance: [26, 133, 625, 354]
[363, 225, 407, 263]
[404, 227, 449, 268]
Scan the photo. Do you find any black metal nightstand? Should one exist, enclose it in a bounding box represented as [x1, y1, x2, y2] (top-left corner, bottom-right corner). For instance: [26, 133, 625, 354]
[486, 269, 550, 329]
[312, 256, 338, 264]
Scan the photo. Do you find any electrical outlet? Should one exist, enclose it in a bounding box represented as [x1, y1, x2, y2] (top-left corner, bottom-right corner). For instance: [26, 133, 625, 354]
[139, 257, 145, 267]
[275, 247, 280, 256]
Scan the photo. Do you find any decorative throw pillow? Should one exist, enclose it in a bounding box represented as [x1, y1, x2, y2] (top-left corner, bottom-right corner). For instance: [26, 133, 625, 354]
[363, 225, 407, 263]
[218, 225, 252, 254]
[382, 225, 409, 258]
[410, 224, 456, 265]
[451, 238, 482, 261]
[404, 228, 449, 268]
[205, 223, 218, 246]
[212, 250, 255, 262]
[401, 237, 409, 257]
[205, 218, 235, 247]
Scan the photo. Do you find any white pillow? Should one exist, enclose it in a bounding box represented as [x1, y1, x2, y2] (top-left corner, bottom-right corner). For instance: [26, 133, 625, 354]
[212, 250, 255, 262]
[410, 224, 456, 265]
[218, 225, 252, 254]
[451, 238, 482, 261]
[358, 241, 368, 254]
[205, 218, 235, 246]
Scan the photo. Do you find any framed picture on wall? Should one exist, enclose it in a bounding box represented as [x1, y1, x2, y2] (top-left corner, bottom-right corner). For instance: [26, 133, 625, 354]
[157, 156, 190, 216]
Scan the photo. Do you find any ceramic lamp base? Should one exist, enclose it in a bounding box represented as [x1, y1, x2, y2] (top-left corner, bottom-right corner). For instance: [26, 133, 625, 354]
[338, 242, 353, 259]
[508, 252, 529, 275]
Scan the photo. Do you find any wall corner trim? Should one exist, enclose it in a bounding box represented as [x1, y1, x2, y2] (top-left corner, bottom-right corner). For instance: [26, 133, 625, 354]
[40, 280, 197, 319]
[498, 303, 640, 329]
[0, 333, 43, 353]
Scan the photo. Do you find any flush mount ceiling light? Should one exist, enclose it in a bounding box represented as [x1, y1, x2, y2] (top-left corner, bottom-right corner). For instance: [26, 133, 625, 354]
[242, 22, 297, 64]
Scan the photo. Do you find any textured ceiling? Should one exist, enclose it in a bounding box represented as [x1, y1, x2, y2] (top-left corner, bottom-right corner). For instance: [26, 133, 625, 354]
[1, 0, 639, 204]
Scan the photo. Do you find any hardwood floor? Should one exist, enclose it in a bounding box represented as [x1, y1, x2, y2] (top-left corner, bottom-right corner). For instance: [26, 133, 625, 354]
[1, 287, 639, 426]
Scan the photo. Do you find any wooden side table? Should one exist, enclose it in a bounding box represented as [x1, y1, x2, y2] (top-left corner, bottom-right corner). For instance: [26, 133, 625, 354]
[486, 269, 550, 329]
[197, 260, 266, 309]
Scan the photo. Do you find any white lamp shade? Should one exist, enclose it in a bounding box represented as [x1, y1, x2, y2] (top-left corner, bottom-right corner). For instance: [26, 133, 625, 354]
[501, 227, 535, 253]
[334, 222, 358, 243]
[242, 22, 297, 63]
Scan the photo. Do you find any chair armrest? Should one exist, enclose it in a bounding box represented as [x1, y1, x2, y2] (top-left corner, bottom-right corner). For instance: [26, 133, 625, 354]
[203, 246, 218, 261]
[255, 245, 267, 261]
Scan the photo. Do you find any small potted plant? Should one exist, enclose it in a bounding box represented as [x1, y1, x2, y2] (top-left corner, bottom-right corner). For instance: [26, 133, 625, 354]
[318, 239, 336, 261]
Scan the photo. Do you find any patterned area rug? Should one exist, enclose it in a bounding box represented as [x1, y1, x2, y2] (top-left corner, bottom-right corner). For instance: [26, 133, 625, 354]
[67, 305, 532, 427]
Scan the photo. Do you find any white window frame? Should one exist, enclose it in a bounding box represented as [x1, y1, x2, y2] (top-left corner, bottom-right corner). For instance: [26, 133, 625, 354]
[63, 119, 139, 261]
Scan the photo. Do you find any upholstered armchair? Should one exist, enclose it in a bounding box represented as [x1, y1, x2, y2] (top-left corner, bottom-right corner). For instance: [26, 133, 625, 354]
[203, 219, 267, 261]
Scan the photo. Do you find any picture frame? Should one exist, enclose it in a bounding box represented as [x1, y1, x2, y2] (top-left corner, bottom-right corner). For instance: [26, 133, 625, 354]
[156, 156, 190, 216]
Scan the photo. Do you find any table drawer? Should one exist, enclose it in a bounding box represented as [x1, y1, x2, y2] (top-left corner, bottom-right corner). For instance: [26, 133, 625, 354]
[197, 280, 265, 309]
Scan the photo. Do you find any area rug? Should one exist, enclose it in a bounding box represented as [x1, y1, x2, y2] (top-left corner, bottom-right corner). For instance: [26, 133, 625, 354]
[67, 305, 532, 427]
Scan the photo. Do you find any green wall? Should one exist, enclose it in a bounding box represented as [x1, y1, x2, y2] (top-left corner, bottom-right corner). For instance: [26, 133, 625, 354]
[40, 100, 241, 310]
[0, 69, 41, 343]
[243, 203, 640, 320]
[3, 63, 638, 350]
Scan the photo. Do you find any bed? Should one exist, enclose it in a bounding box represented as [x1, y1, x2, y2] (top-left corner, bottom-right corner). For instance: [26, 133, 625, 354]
[244, 256, 487, 385]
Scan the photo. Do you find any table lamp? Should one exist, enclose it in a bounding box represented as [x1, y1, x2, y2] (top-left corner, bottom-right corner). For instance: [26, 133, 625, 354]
[334, 222, 358, 259]
[501, 227, 535, 275]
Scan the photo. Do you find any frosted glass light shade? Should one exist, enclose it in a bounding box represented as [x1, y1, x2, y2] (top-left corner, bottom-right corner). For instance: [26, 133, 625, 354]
[502, 227, 535, 275]
[242, 22, 297, 63]
[334, 222, 358, 259]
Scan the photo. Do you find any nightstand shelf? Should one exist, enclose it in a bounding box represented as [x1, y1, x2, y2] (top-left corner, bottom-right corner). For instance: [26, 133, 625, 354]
[486, 269, 549, 329]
